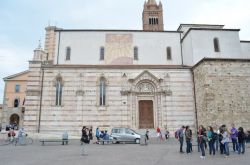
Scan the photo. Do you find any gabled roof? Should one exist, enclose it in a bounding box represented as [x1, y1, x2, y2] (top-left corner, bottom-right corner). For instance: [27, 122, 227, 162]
[130, 70, 160, 82]
[3, 70, 29, 81]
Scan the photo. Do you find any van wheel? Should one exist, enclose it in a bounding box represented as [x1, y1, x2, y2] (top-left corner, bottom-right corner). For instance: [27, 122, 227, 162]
[135, 138, 140, 144]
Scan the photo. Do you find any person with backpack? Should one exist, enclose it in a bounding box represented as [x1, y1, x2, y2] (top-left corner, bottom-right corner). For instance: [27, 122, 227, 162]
[207, 126, 215, 155]
[237, 127, 246, 154]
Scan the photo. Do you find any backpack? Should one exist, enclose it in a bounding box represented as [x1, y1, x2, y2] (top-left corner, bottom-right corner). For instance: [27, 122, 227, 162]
[212, 132, 218, 141]
[175, 130, 179, 139]
[81, 136, 90, 144]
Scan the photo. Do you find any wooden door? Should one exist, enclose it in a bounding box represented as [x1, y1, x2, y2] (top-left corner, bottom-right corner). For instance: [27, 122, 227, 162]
[139, 100, 154, 129]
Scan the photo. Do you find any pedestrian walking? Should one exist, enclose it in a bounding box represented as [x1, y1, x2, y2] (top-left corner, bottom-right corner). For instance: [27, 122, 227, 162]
[145, 129, 149, 145]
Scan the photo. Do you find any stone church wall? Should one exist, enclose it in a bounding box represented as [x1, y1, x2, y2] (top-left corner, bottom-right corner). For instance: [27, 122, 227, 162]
[24, 65, 196, 136]
[193, 59, 250, 131]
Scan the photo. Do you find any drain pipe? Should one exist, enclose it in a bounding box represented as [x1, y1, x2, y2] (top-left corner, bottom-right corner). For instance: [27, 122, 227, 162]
[38, 64, 44, 133]
[192, 69, 199, 133]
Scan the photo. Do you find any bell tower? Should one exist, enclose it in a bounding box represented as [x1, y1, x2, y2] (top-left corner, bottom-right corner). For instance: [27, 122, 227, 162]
[142, 0, 164, 31]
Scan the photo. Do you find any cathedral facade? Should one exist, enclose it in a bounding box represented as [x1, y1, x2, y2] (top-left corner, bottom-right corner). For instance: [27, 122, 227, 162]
[2, 0, 250, 135]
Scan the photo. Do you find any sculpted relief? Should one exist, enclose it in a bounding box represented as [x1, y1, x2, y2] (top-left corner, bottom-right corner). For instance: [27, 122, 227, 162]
[137, 82, 154, 93]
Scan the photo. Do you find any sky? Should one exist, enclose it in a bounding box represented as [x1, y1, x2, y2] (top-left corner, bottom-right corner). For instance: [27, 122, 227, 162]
[0, 0, 250, 103]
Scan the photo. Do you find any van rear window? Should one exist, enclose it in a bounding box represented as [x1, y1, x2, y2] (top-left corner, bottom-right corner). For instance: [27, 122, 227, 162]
[112, 129, 120, 133]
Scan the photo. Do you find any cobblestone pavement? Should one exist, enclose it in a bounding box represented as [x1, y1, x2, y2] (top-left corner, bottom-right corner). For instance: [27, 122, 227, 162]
[0, 139, 249, 165]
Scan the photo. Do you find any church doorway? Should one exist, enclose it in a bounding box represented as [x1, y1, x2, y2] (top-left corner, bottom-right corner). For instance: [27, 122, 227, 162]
[139, 100, 154, 129]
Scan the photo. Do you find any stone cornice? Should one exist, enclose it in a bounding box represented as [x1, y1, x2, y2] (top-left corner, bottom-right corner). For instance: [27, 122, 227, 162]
[120, 90, 172, 96]
[44, 65, 191, 69]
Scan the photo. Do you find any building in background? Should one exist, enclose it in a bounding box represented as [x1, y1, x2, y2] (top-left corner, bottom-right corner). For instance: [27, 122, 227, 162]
[1, 0, 250, 135]
[1, 71, 28, 130]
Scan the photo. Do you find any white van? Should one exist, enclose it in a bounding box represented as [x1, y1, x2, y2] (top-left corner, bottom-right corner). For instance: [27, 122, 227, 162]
[111, 128, 141, 144]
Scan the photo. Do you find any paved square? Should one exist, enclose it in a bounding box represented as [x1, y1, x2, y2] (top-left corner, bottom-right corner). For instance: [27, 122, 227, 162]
[0, 139, 249, 165]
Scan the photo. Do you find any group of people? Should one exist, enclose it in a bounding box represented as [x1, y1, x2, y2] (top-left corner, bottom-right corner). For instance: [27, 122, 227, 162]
[80, 126, 111, 155]
[156, 127, 170, 141]
[5, 127, 27, 144]
[176, 123, 248, 159]
[95, 127, 110, 143]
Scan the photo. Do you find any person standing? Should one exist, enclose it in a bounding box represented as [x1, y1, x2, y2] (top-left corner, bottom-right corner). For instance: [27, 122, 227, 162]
[89, 126, 93, 141]
[177, 126, 185, 153]
[145, 129, 149, 145]
[185, 126, 192, 154]
[95, 127, 100, 144]
[218, 126, 225, 154]
[237, 127, 246, 154]
[165, 129, 170, 140]
[81, 126, 89, 155]
[198, 125, 207, 159]
[230, 123, 238, 152]
[222, 125, 230, 158]
[156, 127, 163, 141]
[207, 126, 215, 155]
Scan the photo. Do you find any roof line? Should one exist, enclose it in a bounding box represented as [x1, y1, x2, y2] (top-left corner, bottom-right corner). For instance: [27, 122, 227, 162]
[181, 28, 240, 43]
[3, 70, 29, 80]
[192, 58, 250, 69]
[240, 40, 250, 43]
[177, 23, 225, 31]
[54, 29, 182, 33]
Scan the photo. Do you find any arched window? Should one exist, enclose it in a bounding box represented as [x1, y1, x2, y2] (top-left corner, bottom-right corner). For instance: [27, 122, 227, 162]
[100, 47, 105, 60]
[149, 18, 152, 25]
[66, 47, 71, 60]
[167, 47, 172, 60]
[99, 78, 106, 106]
[213, 38, 220, 52]
[55, 77, 63, 106]
[134, 46, 138, 60]
[156, 18, 158, 24]
[14, 98, 19, 107]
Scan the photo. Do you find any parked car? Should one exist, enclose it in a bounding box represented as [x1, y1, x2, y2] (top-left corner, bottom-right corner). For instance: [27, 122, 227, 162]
[111, 128, 141, 144]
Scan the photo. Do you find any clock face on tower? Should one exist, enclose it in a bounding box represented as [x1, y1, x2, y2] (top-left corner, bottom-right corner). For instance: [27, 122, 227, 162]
[105, 34, 133, 64]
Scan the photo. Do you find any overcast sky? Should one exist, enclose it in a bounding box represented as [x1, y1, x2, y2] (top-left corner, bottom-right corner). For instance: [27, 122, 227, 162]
[0, 0, 250, 103]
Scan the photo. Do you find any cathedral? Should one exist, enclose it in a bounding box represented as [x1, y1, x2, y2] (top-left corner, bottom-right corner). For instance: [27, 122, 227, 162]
[1, 0, 250, 135]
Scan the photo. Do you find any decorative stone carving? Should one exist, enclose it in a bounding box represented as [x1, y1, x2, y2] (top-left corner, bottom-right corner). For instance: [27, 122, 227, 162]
[76, 90, 84, 96]
[120, 90, 131, 95]
[137, 82, 154, 93]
